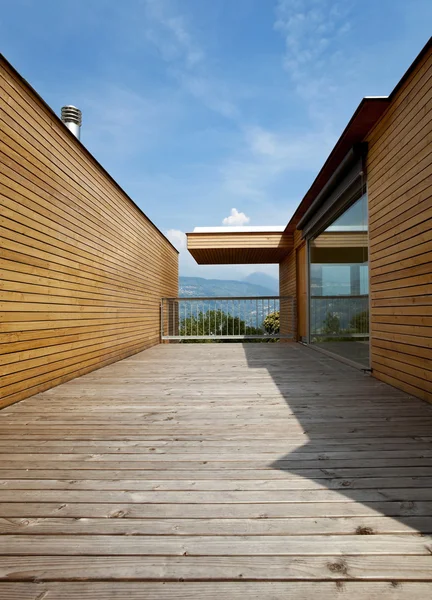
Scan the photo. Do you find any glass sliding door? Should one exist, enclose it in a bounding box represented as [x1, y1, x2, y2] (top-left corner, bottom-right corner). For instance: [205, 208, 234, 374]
[308, 193, 369, 367]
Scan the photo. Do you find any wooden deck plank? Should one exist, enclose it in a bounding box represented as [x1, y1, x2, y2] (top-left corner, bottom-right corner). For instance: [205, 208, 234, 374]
[0, 582, 430, 599]
[0, 500, 431, 518]
[0, 488, 432, 503]
[1, 475, 432, 490]
[0, 516, 431, 535]
[0, 555, 432, 581]
[0, 343, 431, 595]
[2, 466, 432, 479]
[2, 533, 432, 555]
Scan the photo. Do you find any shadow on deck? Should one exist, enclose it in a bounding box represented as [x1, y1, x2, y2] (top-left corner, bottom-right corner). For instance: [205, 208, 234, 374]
[0, 342, 431, 598]
[243, 343, 432, 535]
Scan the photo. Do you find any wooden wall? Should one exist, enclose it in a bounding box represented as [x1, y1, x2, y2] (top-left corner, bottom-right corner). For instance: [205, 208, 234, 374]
[0, 57, 179, 408]
[187, 231, 293, 264]
[367, 46, 432, 402]
[279, 230, 305, 340]
[296, 242, 307, 340]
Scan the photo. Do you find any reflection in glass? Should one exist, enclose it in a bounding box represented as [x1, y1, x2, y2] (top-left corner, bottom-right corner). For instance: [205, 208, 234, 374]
[309, 194, 369, 367]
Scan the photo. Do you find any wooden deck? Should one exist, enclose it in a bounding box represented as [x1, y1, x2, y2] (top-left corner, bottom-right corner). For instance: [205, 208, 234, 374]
[1, 343, 432, 598]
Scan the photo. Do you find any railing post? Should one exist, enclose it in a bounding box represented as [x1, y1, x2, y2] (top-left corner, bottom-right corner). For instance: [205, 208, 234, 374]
[160, 299, 164, 342]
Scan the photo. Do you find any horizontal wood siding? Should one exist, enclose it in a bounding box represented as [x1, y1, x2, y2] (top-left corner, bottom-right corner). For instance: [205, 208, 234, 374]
[187, 232, 293, 264]
[296, 242, 307, 340]
[367, 47, 432, 402]
[188, 232, 293, 248]
[279, 231, 303, 339]
[0, 58, 178, 408]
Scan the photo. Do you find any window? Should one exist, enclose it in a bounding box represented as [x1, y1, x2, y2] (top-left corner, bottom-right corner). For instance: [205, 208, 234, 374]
[308, 194, 369, 367]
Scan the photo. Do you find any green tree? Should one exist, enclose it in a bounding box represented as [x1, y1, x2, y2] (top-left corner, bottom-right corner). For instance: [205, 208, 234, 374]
[179, 309, 262, 343]
[263, 311, 280, 335]
[350, 309, 369, 334]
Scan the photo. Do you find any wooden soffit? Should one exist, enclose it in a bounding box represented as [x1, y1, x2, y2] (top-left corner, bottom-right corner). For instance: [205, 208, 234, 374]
[187, 231, 294, 264]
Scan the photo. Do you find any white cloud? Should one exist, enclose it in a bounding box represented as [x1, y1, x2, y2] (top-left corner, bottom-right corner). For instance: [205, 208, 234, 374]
[185, 0, 352, 207]
[246, 125, 333, 163]
[274, 0, 351, 74]
[247, 127, 279, 157]
[222, 208, 251, 226]
[274, 0, 352, 115]
[219, 125, 335, 204]
[79, 85, 173, 157]
[175, 73, 239, 119]
[165, 228, 187, 251]
[142, 0, 239, 119]
[143, 0, 204, 68]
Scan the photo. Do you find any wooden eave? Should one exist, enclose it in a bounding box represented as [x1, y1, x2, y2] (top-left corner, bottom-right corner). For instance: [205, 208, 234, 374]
[186, 231, 294, 264]
[286, 36, 432, 235]
[284, 97, 389, 233]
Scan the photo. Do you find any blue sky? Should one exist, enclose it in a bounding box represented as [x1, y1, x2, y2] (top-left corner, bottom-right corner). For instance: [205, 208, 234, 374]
[1, 0, 430, 280]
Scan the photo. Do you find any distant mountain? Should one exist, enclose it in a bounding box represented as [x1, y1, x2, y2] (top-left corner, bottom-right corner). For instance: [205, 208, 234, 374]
[179, 276, 276, 298]
[243, 272, 279, 293]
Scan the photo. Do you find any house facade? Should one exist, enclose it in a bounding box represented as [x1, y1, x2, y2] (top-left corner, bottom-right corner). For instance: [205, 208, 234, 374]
[0, 55, 179, 407]
[187, 38, 432, 402]
[1, 40, 430, 408]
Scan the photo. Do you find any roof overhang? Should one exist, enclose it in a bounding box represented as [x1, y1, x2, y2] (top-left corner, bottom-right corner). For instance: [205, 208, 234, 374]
[286, 37, 432, 234]
[285, 97, 390, 234]
[187, 229, 293, 264]
[186, 39, 431, 260]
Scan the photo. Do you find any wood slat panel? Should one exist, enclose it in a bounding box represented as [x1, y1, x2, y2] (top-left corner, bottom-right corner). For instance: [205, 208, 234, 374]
[279, 231, 303, 339]
[367, 45, 432, 402]
[187, 232, 293, 264]
[0, 57, 178, 407]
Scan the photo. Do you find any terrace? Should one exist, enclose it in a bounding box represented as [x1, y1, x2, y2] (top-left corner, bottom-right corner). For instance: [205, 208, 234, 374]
[0, 342, 432, 598]
[1, 38, 431, 600]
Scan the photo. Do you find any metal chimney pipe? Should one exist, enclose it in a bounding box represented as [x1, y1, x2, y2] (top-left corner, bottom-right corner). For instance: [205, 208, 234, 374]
[61, 105, 82, 140]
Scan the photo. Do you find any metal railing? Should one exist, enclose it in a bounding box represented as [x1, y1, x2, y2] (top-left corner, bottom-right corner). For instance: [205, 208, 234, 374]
[161, 296, 295, 340]
[310, 294, 369, 339]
